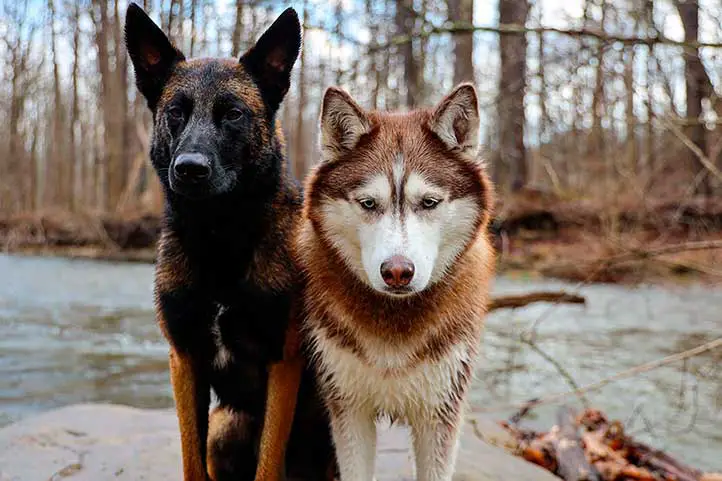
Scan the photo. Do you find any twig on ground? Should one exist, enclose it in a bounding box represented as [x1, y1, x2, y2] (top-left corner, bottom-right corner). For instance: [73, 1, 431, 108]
[659, 116, 722, 184]
[521, 336, 591, 408]
[474, 337, 722, 414]
[489, 292, 586, 311]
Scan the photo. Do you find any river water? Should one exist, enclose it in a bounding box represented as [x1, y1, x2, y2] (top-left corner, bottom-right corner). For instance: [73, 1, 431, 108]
[0, 254, 720, 470]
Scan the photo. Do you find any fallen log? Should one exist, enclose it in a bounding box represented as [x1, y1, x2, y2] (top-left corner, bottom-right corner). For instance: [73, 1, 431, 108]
[551, 407, 601, 481]
[501, 406, 716, 481]
[489, 292, 586, 311]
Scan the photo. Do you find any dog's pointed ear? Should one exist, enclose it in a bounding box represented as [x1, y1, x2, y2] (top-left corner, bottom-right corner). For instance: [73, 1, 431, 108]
[125, 2, 185, 111]
[240, 8, 302, 111]
[319, 87, 371, 163]
[429, 83, 480, 157]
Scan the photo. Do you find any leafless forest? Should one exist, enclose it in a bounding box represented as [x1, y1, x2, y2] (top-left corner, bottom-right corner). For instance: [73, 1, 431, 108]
[1, 0, 722, 277]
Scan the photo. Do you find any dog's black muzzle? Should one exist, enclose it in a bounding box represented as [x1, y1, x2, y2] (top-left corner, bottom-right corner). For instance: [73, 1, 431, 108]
[168, 152, 216, 198]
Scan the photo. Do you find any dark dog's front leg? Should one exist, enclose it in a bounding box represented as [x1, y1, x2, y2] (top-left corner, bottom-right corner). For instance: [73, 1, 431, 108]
[170, 346, 211, 481]
[157, 261, 215, 481]
[255, 316, 304, 481]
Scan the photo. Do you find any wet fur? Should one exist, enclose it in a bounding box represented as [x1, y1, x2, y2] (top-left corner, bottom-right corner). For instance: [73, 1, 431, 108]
[296, 86, 495, 481]
[125, 4, 335, 480]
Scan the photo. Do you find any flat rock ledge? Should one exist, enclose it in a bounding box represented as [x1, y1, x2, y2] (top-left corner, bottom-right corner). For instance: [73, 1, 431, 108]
[0, 404, 559, 481]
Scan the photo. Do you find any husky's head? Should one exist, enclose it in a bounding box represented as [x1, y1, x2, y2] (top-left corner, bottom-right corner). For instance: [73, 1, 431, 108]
[305, 84, 493, 298]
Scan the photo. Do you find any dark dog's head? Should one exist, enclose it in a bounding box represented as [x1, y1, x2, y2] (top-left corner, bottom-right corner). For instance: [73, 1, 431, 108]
[125, 3, 301, 199]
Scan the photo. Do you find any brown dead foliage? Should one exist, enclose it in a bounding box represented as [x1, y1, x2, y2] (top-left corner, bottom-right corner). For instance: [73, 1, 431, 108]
[502, 407, 720, 481]
[0, 210, 160, 251]
[2, 188, 722, 285]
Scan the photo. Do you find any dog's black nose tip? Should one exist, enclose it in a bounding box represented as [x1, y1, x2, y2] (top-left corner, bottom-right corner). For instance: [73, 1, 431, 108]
[174, 153, 211, 181]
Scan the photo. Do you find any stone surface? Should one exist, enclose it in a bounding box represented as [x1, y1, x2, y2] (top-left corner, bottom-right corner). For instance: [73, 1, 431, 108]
[0, 404, 559, 480]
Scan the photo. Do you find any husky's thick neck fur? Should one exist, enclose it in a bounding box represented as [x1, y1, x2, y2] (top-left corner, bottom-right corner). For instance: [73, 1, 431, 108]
[297, 84, 495, 481]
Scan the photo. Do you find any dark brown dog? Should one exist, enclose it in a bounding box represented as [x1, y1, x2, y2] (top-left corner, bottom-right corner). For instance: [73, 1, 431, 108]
[125, 4, 335, 480]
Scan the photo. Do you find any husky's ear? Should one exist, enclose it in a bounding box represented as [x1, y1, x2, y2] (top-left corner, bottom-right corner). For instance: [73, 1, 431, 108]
[240, 8, 302, 111]
[429, 83, 480, 157]
[125, 3, 185, 112]
[319, 87, 371, 163]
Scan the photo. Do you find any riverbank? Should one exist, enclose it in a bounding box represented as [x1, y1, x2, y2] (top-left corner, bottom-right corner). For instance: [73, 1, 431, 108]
[1, 255, 721, 470]
[3, 191, 722, 283]
[0, 404, 559, 481]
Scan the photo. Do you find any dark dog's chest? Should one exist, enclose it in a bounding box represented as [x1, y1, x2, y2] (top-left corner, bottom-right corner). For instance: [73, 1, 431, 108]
[205, 284, 292, 407]
[159, 259, 293, 412]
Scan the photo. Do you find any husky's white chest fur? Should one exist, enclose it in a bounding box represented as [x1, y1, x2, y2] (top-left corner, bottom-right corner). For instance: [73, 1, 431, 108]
[310, 324, 478, 422]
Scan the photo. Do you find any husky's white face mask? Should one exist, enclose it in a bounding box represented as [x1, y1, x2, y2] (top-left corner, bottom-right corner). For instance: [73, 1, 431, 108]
[311, 84, 490, 297]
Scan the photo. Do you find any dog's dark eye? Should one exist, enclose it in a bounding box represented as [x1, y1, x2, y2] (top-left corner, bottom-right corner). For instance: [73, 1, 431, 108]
[167, 106, 184, 121]
[358, 198, 377, 210]
[225, 109, 244, 122]
[422, 197, 441, 209]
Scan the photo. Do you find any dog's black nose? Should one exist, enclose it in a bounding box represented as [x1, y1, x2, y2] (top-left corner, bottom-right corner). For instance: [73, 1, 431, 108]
[380, 255, 415, 288]
[173, 153, 211, 182]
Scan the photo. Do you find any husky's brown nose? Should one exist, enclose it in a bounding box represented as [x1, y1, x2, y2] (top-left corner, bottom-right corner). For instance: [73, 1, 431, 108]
[380, 256, 415, 288]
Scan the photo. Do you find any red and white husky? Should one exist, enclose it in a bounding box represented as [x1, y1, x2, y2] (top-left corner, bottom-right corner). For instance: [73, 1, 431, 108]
[296, 83, 495, 481]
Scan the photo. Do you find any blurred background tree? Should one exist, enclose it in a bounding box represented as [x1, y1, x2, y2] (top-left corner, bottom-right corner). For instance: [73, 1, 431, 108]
[0, 0, 721, 216]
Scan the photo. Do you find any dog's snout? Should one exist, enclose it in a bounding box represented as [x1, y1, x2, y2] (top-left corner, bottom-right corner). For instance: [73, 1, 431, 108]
[173, 153, 211, 182]
[380, 255, 415, 288]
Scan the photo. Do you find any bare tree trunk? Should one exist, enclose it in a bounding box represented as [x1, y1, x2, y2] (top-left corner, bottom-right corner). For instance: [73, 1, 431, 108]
[498, 0, 529, 191]
[6, 1, 35, 212]
[48, 0, 67, 208]
[293, 2, 308, 178]
[590, 0, 607, 157]
[536, 2, 549, 184]
[625, 46, 637, 172]
[676, 0, 710, 196]
[448, 0, 474, 85]
[177, 0, 185, 47]
[381, 0, 394, 110]
[29, 123, 40, 211]
[396, 0, 421, 107]
[231, 0, 244, 56]
[333, 1, 344, 86]
[114, 0, 130, 211]
[189, 0, 197, 57]
[92, 0, 126, 211]
[167, 0, 179, 43]
[366, 0, 380, 109]
[70, 0, 82, 210]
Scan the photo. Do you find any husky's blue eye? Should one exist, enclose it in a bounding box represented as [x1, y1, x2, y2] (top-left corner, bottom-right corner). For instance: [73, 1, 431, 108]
[358, 198, 377, 210]
[422, 197, 440, 209]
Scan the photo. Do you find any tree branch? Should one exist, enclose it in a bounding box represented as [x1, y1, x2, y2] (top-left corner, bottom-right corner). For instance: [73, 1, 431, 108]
[474, 337, 722, 414]
[353, 22, 722, 52]
[489, 292, 586, 311]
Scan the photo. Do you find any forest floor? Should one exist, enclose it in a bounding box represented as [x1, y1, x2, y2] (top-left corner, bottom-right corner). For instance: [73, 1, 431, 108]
[3, 188, 722, 284]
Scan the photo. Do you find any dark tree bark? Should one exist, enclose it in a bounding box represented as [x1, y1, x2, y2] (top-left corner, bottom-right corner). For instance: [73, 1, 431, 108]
[69, 0, 81, 209]
[589, 0, 607, 157]
[448, 0, 474, 85]
[48, 0, 67, 207]
[395, 0, 421, 107]
[497, 0, 529, 191]
[293, 3, 308, 177]
[92, 0, 127, 210]
[231, 0, 244, 56]
[676, 0, 712, 196]
[189, 0, 197, 57]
